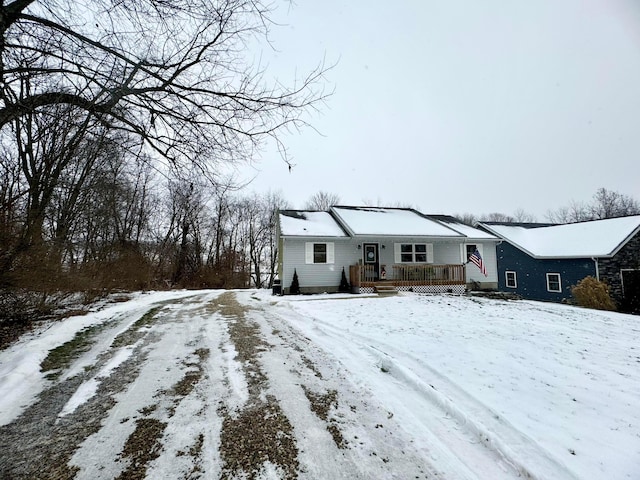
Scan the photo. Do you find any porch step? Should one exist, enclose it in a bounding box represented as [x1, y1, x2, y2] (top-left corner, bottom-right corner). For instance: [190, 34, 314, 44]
[374, 284, 398, 296]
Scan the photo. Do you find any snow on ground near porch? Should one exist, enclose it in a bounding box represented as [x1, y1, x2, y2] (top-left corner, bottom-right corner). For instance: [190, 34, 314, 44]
[268, 291, 640, 479]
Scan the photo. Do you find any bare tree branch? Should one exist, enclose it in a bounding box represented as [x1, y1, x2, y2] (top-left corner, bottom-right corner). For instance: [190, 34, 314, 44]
[0, 0, 331, 166]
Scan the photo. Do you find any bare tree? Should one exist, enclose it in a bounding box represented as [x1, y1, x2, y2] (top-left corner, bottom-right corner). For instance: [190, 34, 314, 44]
[12, 103, 97, 250]
[0, 0, 328, 292]
[360, 198, 415, 209]
[590, 188, 640, 219]
[480, 212, 515, 223]
[223, 199, 250, 287]
[0, 1, 329, 169]
[0, 100, 108, 282]
[456, 209, 535, 225]
[208, 182, 235, 269]
[304, 191, 341, 211]
[263, 191, 290, 288]
[74, 148, 156, 289]
[546, 201, 590, 224]
[546, 188, 640, 223]
[512, 208, 537, 223]
[238, 195, 266, 287]
[453, 213, 478, 226]
[241, 190, 288, 288]
[0, 143, 24, 279]
[160, 176, 210, 286]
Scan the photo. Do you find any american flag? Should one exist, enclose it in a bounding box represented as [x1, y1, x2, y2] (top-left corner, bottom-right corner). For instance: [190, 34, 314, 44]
[469, 249, 487, 276]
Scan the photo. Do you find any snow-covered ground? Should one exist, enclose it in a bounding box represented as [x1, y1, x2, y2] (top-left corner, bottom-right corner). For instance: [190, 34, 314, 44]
[271, 292, 640, 479]
[0, 289, 201, 425]
[0, 289, 638, 479]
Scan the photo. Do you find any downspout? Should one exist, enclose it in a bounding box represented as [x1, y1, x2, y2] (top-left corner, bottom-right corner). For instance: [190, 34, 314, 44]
[592, 257, 599, 281]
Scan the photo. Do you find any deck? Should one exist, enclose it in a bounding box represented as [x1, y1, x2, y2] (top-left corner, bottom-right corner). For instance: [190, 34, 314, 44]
[350, 264, 467, 294]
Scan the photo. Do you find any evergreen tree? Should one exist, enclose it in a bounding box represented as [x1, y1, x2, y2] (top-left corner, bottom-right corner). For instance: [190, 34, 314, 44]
[339, 267, 350, 293]
[290, 269, 300, 295]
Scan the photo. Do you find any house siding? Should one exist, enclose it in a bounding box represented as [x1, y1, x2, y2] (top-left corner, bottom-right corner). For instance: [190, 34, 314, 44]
[462, 241, 499, 287]
[280, 237, 357, 294]
[368, 236, 459, 269]
[598, 230, 640, 307]
[358, 237, 498, 278]
[496, 242, 596, 302]
[279, 235, 500, 293]
[353, 237, 475, 281]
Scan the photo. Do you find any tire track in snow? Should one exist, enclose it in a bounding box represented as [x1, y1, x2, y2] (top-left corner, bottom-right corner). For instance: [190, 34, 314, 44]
[363, 343, 579, 480]
[0, 303, 174, 479]
[215, 292, 300, 479]
[277, 299, 579, 480]
[71, 292, 227, 479]
[240, 291, 436, 479]
[0, 293, 217, 479]
[341, 310, 579, 478]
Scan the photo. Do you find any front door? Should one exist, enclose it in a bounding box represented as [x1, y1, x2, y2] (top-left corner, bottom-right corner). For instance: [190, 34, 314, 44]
[363, 243, 379, 281]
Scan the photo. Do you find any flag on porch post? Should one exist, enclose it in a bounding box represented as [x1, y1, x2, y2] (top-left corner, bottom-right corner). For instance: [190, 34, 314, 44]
[469, 249, 487, 276]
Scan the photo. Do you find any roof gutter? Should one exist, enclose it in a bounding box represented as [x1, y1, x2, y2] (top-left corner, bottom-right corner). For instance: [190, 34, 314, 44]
[592, 257, 600, 281]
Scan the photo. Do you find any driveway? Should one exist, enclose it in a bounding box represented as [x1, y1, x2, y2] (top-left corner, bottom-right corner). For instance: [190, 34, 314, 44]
[0, 291, 443, 479]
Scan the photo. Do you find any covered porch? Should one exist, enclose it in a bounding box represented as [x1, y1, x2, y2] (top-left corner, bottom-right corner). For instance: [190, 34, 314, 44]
[350, 263, 467, 294]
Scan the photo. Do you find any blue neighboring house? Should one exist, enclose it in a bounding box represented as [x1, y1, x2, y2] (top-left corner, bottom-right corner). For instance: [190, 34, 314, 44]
[478, 216, 640, 313]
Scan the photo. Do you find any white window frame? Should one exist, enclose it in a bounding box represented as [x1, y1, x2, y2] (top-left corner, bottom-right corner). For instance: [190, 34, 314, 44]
[305, 242, 335, 264]
[505, 271, 517, 288]
[394, 243, 433, 263]
[546, 273, 562, 293]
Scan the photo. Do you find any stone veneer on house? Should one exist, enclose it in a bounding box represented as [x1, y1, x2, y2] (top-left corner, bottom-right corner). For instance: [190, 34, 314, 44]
[598, 231, 640, 305]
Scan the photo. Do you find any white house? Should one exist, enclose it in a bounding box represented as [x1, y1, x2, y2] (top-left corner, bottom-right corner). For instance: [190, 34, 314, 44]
[277, 206, 499, 294]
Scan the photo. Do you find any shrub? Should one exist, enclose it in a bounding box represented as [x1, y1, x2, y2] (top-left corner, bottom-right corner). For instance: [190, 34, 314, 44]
[339, 267, 350, 293]
[290, 269, 300, 295]
[571, 276, 616, 311]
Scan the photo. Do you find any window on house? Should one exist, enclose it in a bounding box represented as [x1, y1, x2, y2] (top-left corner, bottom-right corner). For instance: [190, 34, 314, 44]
[397, 243, 432, 263]
[505, 271, 517, 288]
[463, 244, 485, 264]
[546, 273, 561, 292]
[466, 244, 477, 261]
[313, 243, 327, 263]
[400, 244, 413, 262]
[305, 242, 334, 264]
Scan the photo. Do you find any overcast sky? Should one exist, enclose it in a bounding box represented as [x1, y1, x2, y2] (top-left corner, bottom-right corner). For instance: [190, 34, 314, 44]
[239, 0, 640, 219]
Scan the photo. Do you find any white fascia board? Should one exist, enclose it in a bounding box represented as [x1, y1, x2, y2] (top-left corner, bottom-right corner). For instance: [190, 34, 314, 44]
[460, 237, 500, 242]
[281, 235, 350, 240]
[349, 233, 468, 239]
[532, 254, 610, 260]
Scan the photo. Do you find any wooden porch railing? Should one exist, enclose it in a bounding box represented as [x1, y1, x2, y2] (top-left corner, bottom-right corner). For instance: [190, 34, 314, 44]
[355, 264, 465, 286]
[392, 264, 465, 285]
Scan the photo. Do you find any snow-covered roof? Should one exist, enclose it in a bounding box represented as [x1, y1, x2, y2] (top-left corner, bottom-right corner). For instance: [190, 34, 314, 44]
[480, 215, 640, 258]
[427, 215, 498, 240]
[278, 210, 348, 237]
[331, 206, 465, 237]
